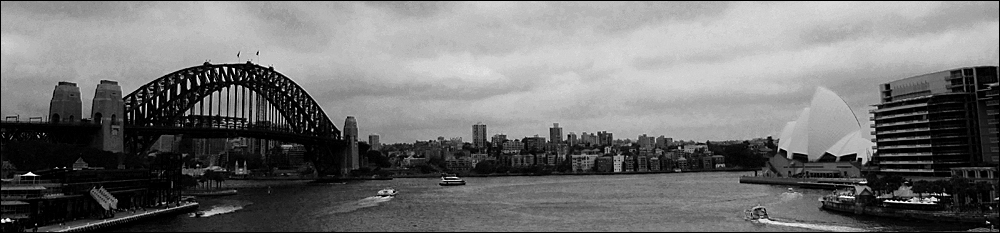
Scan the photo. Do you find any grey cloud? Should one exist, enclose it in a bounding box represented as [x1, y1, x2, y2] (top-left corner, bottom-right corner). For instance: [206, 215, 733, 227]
[363, 1, 456, 18]
[0, 1, 152, 20]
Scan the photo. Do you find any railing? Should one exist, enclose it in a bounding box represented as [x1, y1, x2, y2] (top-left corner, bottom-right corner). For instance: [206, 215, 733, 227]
[876, 128, 930, 135]
[876, 136, 931, 142]
[878, 161, 934, 164]
[878, 152, 932, 157]
[879, 144, 931, 149]
[873, 111, 929, 121]
[875, 119, 929, 127]
[871, 103, 927, 113]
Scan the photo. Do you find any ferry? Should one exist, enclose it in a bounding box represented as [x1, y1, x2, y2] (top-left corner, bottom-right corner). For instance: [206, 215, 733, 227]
[439, 174, 466, 186]
[376, 188, 398, 197]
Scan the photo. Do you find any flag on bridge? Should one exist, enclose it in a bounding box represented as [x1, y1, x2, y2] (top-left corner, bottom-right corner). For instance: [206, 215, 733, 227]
[256, 51, 259, 56]
[237, 51, 241, 58]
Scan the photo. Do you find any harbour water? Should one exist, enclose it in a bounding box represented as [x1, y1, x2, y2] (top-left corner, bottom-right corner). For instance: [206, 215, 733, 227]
[114, 172, 977, 232]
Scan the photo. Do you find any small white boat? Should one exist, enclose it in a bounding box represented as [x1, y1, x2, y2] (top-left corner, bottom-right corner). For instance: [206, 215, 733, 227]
[377, 188, 398, 197]
[439, 175, 466, 186]
[744, 205, 769, 220]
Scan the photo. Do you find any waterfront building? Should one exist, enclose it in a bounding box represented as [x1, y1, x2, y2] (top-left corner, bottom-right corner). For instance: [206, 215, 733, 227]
[612, 155, 624, 172]
[660, 156, 674, 171]
[636, 155, 648, 172]
[445, 157, 474, 172]
[549, 123, 563, 144]
[712, 155, 726, 168]
[469, 153, 493, 166]
[763, 87, 873, 178]
[949, 167, 997, 202]
[473, 122, 488, 149]
[649, 157, 660, 171]
[0, 166, 179, 227]
[402, 157, 427, 167]
[570, 154, 599, 173]
[369, 134, 381, 151]
[871, 66, 999, 178]
[596, 156, 614, 173]
[700, 156, 712, 170]
[676, 157, 688, 170]
[623, 156, 635, 172]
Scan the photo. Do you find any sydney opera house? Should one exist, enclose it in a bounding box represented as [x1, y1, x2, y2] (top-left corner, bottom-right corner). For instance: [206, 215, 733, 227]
[761, 87, 874, 178]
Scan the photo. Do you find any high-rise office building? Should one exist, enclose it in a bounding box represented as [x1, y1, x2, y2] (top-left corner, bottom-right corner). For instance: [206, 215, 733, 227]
[343, 116, 359, 174]
[638, 134, 655, 149]
[473, 122, 487, 149]
[491, 134, 507, 148]
[597, 131, 613, 147]
[871, 66, 998, 177]
[567, 132, 578, 147]
[369, 134, 381, 151]
[523, 135, 547, 152]
[549, 123, 563, 144]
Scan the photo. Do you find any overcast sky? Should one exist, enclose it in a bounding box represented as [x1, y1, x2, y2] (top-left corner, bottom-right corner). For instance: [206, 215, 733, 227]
[2, 2, 998, 144]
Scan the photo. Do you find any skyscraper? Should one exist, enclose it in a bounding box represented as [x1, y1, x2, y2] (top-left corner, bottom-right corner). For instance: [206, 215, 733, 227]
[369, 134, 381, 151]
[343, 116, 359, 174]
[598, 131, 613, 147]
[549, 123, 563, 144]
[473, 122, 487, 149]
[491, 134, 507, 148]
[871, 66, 998, 177]
[567, 132, 578, 147]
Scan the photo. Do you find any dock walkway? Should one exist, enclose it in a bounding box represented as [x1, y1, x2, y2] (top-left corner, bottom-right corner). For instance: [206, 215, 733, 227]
[34, 202, 198, 232]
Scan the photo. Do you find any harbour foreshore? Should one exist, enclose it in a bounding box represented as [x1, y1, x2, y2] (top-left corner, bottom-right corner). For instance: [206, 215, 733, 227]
[738, 176, 864, 189]
[35, 201, 198, 232]
[821, 200, 999, 224]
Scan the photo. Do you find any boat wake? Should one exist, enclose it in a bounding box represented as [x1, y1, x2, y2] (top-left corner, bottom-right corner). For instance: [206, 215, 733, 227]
[756, 219, 866, 232]
[190, 204, 246, 218]
[325, 196, 393, 214]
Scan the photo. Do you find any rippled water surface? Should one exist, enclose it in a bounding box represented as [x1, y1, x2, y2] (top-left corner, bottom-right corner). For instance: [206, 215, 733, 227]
[114, 172, 977, 232]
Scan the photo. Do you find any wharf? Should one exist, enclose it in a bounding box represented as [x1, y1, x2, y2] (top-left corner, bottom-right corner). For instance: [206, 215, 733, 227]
[821, 199, 999, 224]
[739, 176, 863, 189]
[34, 202, 199, 232]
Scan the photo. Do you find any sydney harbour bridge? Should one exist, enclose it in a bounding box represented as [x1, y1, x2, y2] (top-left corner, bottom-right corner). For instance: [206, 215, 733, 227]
[0, 62, 357, 177]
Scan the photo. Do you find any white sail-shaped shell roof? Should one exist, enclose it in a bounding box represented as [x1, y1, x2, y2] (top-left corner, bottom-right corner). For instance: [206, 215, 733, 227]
[826, 130, 873, 162]
[777, 121, 797, 150]
[778, 87, 872, 162]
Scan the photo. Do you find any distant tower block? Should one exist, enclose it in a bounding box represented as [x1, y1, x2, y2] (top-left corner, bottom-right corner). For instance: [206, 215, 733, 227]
[91, 80, 124, 154]
[343, 116, 360, 174]
[49, 82, 82, 124]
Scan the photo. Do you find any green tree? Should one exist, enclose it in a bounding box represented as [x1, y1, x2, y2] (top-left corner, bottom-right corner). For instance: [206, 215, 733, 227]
[474, 160, 498, 174]
[178, 175, 199, 190]
[366, 150, 392, 168]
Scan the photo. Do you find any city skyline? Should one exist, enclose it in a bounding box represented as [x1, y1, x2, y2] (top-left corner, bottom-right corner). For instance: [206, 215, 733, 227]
[2, 2, 999, 144]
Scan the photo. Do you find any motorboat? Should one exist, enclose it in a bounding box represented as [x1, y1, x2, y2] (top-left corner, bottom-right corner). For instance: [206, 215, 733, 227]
[377, 188, 398, 197]
[439, 175, 466, 186]
[190, 211, 206, 218]
[744, 205, 769, 220]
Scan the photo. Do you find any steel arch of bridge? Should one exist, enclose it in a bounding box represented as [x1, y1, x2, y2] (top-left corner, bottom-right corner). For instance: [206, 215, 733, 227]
[124, 62, 341, 141]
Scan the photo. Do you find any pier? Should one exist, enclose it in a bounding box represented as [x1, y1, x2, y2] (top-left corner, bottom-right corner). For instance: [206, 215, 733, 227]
[35, 202, 199, 232]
